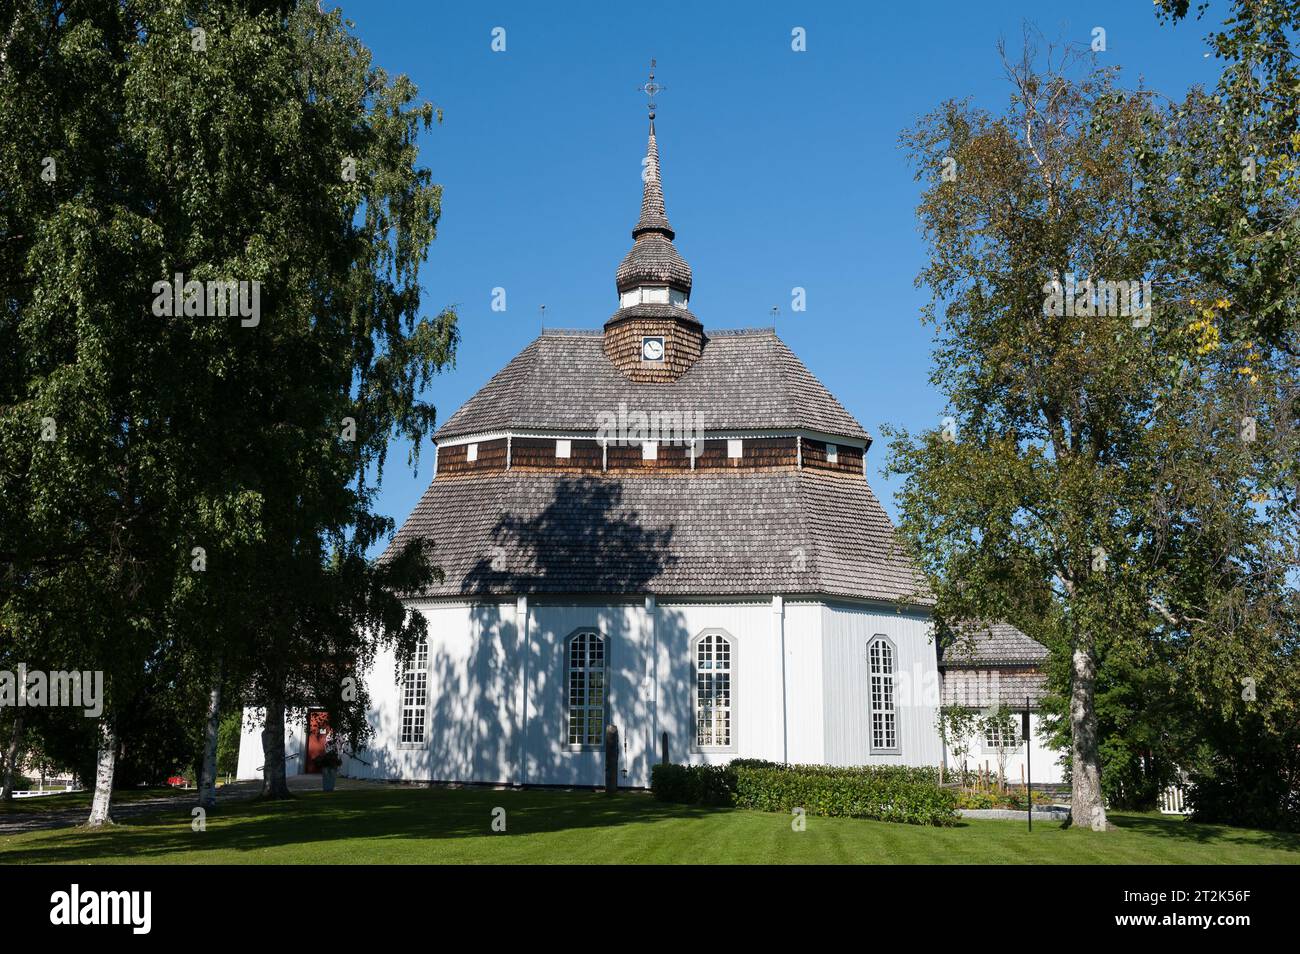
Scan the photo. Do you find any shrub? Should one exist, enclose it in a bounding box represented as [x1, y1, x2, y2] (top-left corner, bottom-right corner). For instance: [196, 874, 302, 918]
[651, 760, 958, 826]
[733, 762, 958, 826]
[1188, 754, 1300, 833]
[956, 790, 998, 810]
[650, 763, 736, 806]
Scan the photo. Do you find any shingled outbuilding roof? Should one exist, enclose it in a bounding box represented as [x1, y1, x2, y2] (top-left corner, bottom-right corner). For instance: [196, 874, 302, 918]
[938, 623, 1051, 708]
[384, 469, 927, 603]
[940, 668, 1049, 709]
[434, 328, 871, 442]
[939, 621, 1050, 667]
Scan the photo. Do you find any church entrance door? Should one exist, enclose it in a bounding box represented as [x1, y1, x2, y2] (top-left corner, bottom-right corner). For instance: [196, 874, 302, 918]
[304, 709, 331, 773]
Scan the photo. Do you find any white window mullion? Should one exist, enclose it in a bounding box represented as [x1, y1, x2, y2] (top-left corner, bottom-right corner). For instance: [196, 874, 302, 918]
[568, 631, 605, 747]
[400, 639, 429, 744]
[694, 632, 732, 749]
[869, 637, 896, 752]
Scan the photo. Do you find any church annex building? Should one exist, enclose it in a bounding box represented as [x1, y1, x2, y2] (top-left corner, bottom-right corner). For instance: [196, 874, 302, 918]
[237, 105, 1065, 789]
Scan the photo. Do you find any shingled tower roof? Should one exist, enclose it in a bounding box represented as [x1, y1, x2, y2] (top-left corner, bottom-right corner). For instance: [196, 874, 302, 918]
[634, 118, 673, 238]
[614, 117, 694, 301]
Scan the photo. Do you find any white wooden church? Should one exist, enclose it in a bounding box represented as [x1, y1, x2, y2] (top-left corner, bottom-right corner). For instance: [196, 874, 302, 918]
[237, 103, 1065, 788]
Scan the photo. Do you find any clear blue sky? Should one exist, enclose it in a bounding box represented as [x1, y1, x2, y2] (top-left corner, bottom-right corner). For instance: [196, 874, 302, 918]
[349, 0, 1222, 554]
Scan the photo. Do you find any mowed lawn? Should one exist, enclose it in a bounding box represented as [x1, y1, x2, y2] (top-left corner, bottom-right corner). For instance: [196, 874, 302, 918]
[1, 786, 1297, 864]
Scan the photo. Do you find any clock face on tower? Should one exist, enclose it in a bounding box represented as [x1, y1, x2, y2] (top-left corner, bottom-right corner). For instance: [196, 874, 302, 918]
[641, 336, 665, 361]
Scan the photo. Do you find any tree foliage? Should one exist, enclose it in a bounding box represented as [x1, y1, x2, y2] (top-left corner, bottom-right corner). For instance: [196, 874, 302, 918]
[893, 33, 1297, 829]
[0, 0, 456, 818]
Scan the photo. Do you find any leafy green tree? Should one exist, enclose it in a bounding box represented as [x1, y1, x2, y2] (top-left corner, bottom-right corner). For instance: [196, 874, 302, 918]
[893, 38, 1295, 831]
[935, 705, 978, 787]
[0, 1, 455, 822]
[216, 709, 242, 778]
[1156, 0, 1300, 357]
[1146, 4, 1299, 828]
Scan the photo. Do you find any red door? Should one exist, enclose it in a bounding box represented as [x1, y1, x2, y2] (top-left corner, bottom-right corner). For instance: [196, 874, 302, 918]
[304, 710, 331, 774]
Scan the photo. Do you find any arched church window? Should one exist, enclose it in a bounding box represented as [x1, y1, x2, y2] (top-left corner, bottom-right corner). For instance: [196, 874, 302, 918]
[694, 630, 734, 750]
[868, 636, 898, 753]
[400, 638, 429, 745]
[567, 631, 606, 747]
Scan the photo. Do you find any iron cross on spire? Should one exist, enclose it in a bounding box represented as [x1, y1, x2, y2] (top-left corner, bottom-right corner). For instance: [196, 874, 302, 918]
[637, 59, 666, 117]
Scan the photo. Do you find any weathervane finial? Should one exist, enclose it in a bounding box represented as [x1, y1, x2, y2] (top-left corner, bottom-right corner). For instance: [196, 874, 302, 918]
[637, 58, 665, 118]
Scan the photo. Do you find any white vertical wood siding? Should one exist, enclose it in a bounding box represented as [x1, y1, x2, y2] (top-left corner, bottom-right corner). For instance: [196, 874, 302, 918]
[235, 708, 306, 779]
[656, 601, 788, 767]
[820, 602, 943, 767]
[236, 596, 953, 785]
[783, 600, 826, 764]
[342, 602, 520, 785]
[524, 603, 641, 787]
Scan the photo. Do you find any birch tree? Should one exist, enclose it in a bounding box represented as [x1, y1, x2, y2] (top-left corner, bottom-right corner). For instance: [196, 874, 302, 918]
[0, 1, 455, 821]
[893, 37, 1293, 830]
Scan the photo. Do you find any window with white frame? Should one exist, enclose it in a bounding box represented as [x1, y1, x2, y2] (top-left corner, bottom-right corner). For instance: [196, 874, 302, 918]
[400, 639, 429, 744]
[695, 631, 733, 749]
[555, 439, 571, 459]
[868, 636, 897, 751]
[727, 438, 743, 459]
[567, 631, 606, 747]
[984, 718, 1021, 750]
[826, 443, 838, 464]
[465, 442, 478, 463]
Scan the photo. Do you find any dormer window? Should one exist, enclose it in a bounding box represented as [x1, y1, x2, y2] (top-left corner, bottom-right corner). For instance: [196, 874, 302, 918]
[466, 442, 478, 463]
[727, 439, 743, 459]
[826, 443, 838, 464]
[556, 439, 571, 459]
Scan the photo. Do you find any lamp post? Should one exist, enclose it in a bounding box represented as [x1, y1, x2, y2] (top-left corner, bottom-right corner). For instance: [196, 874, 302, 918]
[1023, 695, 1032, 832]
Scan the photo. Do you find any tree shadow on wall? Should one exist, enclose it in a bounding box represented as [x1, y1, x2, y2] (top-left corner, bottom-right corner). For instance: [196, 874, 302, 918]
[433, 476, 684, 788]
[460, 476, 676, 595]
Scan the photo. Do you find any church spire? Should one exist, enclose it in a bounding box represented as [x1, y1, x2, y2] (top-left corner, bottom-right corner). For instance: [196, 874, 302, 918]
[605, 61, 704, 383]
[615, 60, 692, 302]
[633, 117, 674, 240]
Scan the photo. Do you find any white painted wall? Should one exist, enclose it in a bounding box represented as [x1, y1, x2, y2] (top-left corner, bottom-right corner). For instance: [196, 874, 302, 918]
[657, 600, 787, 768]
[235, 595, 953, 787]
[235, 708, 306, 780]
[820, 602, 943, 767]
[945, 713, 1066, 785]
[525, 602, 641, 787]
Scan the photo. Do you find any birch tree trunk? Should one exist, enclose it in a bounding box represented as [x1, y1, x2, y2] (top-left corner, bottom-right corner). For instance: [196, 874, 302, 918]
[197, 663, 222, 809]
[0, 713, 25, 799]
[86, 720, 118, 827]
[1069, 638, 1109, 831]
[259, 692, 291, 799]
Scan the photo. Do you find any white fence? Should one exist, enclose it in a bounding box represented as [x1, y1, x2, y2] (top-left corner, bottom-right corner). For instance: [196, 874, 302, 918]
[1158, 783, 1190, 815]
[13, 785, 79, 799]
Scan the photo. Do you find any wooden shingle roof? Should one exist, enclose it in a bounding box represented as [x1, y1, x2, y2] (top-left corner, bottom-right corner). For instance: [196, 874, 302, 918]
[384, 469, 927, 603]
[940, 668, 1049, 709]
[434, 328, 871, 442]
[616, 117, 693, 296]
[938, 624, 1051, 707]
[939, 621, 1050, 667]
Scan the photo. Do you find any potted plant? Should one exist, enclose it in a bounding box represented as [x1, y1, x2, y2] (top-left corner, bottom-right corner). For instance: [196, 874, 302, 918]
[317, 749, 342, 792]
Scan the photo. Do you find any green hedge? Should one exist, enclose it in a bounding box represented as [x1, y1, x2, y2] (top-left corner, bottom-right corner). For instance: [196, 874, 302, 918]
[651, 760, 958, 826]
[650, 763, 736, 806]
